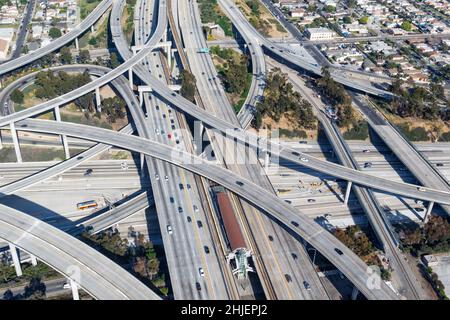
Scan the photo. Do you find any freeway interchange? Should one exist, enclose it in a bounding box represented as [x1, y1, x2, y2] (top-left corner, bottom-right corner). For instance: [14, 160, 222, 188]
[0, 0, 447, 301]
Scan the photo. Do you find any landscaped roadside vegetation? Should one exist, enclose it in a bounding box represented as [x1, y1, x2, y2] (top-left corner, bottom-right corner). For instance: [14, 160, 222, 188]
[210, 46, 252, 113]
[198, 0, 233, 37]
[236, 0, 286, 37]
[334, 225, 391, 281]
[254, 68, 317, 139]
[81, 227, 169, 296]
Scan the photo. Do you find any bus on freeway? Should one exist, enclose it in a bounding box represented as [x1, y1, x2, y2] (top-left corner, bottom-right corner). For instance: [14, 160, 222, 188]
[77, 200, 98, 210]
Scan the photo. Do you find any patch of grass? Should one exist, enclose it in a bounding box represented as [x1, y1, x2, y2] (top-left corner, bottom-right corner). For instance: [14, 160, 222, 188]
[80, 0, 101, 20]
[279, 128, 307, 139]
[343, 121, 369, 140]
[233, 73, 252, 114]
[60, 112, 113, 129]
[396, 123, 429, 141]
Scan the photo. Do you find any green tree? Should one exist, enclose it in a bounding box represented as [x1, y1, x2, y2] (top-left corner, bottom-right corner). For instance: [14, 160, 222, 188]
[88, 36, 97, 46]
[109, 52, 120, 68]
[180, 69, 197, 103]
[59, 46, 72, 64]
[359, 16, 369, 24]
[343, 16, 352, 24]
[48, 27, 62, 39]
[10, 88, 24, 104]
[224, 55, 248, 94]
[401, 21, 412, 31]
[79, 49, 90, 63]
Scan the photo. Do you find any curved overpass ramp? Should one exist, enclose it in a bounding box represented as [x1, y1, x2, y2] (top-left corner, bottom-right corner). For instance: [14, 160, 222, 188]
[0, 203, 160, 300]
[0, 0, 113, 76]
[14, 118, 400, 300]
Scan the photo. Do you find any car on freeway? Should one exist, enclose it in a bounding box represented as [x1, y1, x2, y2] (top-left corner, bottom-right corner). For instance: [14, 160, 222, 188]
[193, 205, 199, 212]
[84, 169, 93, 176]
[167, 225, 173, 235]
[204, 246, 210, 254]
[195, 282, 201, 291]
[417, 186, 426, 192]
[156, 105, 160, 110]
[307, 199, 316, 203]
[285, 274, 292, 283]
[197, 220, 203, 228]
[187, 184, 191, 189]
[165, 175, 169, 181]
[236, 181, 244, 186]
[364, 162, 372, 168]
[187, 216, 192, 223]
[155, 129, 160, 135]
[334, 248, 343, 255]
[285, 200, 292, 204]
[76, 156, 83, 160]
[179, 183, 184, 190]
[155, 173, 159, 180]
[300, 157, 309, 162]
[363, 149, 370, 153]
[169, 197, 174, 203]
[303, 281, 311, 290]
[436, 163, 444, 167]
[299, 141, 307, 144]
[178, 206, 183, 213]
[199, 268, 205, 277]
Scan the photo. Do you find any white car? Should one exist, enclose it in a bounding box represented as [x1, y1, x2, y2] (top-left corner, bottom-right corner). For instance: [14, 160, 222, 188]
[199, 268, 205, 277]
[193, 205, 199, 212]
[155, 173, 160, 180]
[417, 187, 426, 192]
[165, 175, 169, 181]
[167, 225, 173, 235]
[155, 129, 160, 135]
[300, 157, 309, 162]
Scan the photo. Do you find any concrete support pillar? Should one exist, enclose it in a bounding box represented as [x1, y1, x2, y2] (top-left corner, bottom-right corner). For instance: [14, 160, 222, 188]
[91, 25, 95, 33]
[10, 122, 22, 163]
[69, 278, 80, 300]
[167, 45, 172, 69]
[344, 181, 352, 205]
[424, 201, 434, 223]
[193, 121, 204, 155]
[140, 153, 145, 177]
[351, 286, 359, 300]
[264, 152, 270, 171]
[54, 107, 70, 159]
[128, 68, 133, 90]
[75, 37, 79, 51]
[8, 243, 22, 277]
[30, 255, 38, 266]
[95, 86, 101, 112]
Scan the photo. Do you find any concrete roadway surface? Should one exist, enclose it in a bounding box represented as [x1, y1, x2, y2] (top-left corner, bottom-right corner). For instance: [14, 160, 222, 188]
[16, 118, 401, 300]
[2, 37, 449, 211]
[258, 0, 392, 82]
[0, 0, 168, 128]
[281, 69, 426, 299]
[0, 64, 119, 116]
[179, 0, 328, 300]
[0, 202, 160, 300]
[135, 0, 229, 299]
[0, 0, 112, 76]
[217, 0, 392, 98]
[0, 0, 420, 203]
[11, 0, 37, 60]
[112, 0, 230, 299]
[352, 93, 450, 218]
